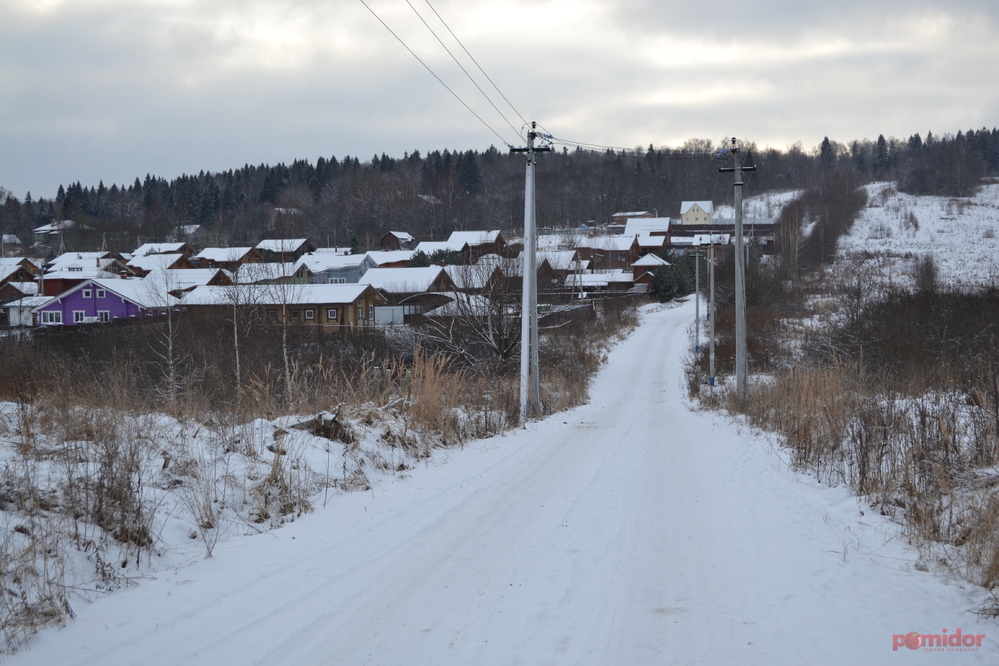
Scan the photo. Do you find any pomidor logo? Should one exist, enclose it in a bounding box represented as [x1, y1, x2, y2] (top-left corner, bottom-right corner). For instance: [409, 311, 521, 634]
[892, 628, 986, 651]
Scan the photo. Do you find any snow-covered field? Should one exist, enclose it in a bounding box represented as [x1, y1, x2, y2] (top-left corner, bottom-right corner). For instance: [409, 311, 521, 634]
[7, 301, 995, 665]
[838, 181, 999, 288]
[715, 188, 802, 220]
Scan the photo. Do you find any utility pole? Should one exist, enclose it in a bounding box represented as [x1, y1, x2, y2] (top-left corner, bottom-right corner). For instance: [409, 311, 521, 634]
[718, 138, 756, 405]
[694, 248, 700, 352]
[511, 122, 551, 423]
[708, 242, 716, 388]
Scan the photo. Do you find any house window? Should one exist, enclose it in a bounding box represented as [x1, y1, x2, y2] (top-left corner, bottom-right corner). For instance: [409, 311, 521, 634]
[68, 266, 82, 272]
[98, 311, 110, 323]
[357, 306, 364, 320]
[73, 311, 86, 323]
[327, 308, 338, 320]
[328, 277, 346, 284]
[268, 309, 278, 321]
[291, 309, 300, 320]
[305, 309, 315, 320]
[368, 305, 374, 320]
[42, 311, 62, 324]
[82, 289, 92, 298]
[96, 289, 106, 298]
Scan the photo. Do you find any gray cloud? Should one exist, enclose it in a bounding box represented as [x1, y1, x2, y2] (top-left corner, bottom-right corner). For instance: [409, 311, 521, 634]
[1, 0, 996, 199]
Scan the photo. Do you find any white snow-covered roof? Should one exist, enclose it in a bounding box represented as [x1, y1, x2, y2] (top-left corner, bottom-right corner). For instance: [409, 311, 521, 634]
[0, 258, 36, 280]
[314, 247, 353, 255]
[365, 250, 415, 266]
[127, 253, 186, 272]
[34, 220, 87, 233]
[133, 242, 186, 256]
[443, 264, 497, 290]
[359, 267, 446, 293]
[47, 252, 110, 271]
[3, 281, 39, 295]
[180, 283, 374, 307]
[447, 230, 501, 246]
[624, 218, 671, 237]
[575, 236, 637, 251]
[233, 263, 307, 284]
[296, 253, 370, 273]
[143, 269, 227, 291]
[414, 241, 468, 255]
[387, 231, 414, 241]
[2, 234, 21, 245]
[637, 234, 667, 249]
[423, 293, 496, 317]
[3, 295, 49, 310]
[632, 254, 670, 267]
[255, 239, 310, 253]
[565, 269, 633, 288]
[195, 247, 255, 262]
[681, 201, 714, 215]
[611, 211, 649, 218]
[534, 250, 582, 271]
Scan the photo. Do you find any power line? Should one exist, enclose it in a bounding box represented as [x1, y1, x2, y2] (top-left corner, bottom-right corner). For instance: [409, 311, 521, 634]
[356, 0, 513, 148]
[404, 0, 523, 140]
[422, 0, 528, 127]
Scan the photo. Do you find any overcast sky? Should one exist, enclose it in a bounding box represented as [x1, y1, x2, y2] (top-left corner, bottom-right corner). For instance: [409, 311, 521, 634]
[2, 0, 997, 199]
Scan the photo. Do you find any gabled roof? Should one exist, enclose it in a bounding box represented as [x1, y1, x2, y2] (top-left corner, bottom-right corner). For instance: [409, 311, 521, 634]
[565, 269, 634, 288]
[33, 277, 164, 312]
[133, 242, 187, 256]
[194, 247, 255, 262]
[3, 281, 39, 296]
[126, 253, 186, 272]
[632, 254, 670, 267]
[624, 218, 671, 237]
[415, 240, 468, 255]
[233, 262, 310, 284]
[681, 201, 714, 215]
[144, 269, 229, 292]
[611, 211, 649, 218]
[359, 267, 447, 293]
[365, 250, 415, 266]
[443, 264, 499, 290]
[386, 231, 414, 241]
[296, 252, 372, 273]
[47, 251, 111, 271]
[34, 220, 90, 233]
[637, 234, 668, 249]
[0, 257, 39, 280]
[447, 230, 501, 246]
[575, 236, 639, 251]
[255, 239, 311, 253]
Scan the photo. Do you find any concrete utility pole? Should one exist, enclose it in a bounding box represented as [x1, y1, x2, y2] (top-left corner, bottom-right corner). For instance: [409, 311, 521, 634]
[718, 138, 756, 405]
[694, 249, 700, 353]
[511, 122, 551, 424]
[708, 243, 716, 388]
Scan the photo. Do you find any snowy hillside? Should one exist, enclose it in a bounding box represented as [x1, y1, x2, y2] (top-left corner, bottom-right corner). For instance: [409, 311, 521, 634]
[838, 181, 999, 288]
[714, 188, 801, 219]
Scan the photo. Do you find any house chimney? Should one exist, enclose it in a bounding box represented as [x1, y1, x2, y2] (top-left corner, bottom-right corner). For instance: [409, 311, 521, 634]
[120, 271, 128, 279]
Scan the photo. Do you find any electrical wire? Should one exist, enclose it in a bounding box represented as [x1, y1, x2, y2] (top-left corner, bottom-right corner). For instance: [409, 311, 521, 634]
[422, 0, 528, 128]
[404, 0, 523, 140]
[357, 0, 513, 148]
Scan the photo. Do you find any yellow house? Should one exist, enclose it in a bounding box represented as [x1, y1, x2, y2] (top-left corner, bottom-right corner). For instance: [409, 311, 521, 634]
[680, 201, 714, 225]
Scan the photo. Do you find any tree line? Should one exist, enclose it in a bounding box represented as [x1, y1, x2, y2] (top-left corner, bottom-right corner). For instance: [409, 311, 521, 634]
[1, 128, 997, 255]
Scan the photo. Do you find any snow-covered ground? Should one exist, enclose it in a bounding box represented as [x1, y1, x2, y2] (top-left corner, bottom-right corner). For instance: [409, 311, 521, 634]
[7, 301, 996, 664]
[838, 181, 999, 288]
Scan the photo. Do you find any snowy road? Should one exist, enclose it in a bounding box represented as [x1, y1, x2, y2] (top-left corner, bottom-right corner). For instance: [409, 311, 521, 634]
[13, 302, 996, 664]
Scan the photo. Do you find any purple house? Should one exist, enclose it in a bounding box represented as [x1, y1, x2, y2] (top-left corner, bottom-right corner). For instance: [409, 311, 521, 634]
[32, 277, 162, 326]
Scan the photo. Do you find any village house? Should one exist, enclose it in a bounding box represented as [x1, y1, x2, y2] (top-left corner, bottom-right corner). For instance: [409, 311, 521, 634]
[132, 242, 196, 259]
[193, 247, 264, 271]
[32, 277, 163, 327]
[447, 230, 506, 260]
[632, 254, 670, 286]
[255, 239, 316, 263]
[380, 231, 416, 251]
[365, 250, 415, 268]
[297, 252, 376, 284]
[574, 236, 641, 270]
[679, 201, 714, 225]
[180, 283, 386, 330]
[126, 252, 196, 276]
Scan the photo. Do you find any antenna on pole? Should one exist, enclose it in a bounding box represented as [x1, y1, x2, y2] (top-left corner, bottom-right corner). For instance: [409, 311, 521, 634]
[511, 121, 551, 424]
